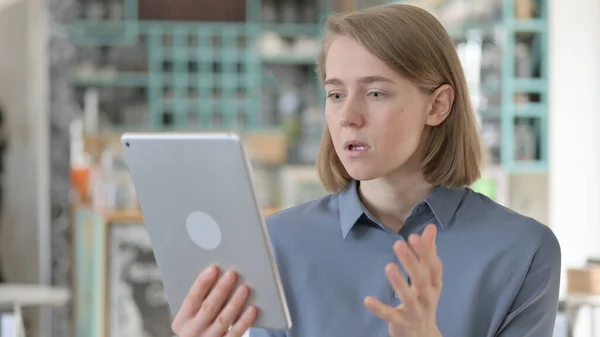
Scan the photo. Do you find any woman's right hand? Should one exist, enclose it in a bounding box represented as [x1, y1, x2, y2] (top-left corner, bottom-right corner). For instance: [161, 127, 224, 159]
[171, 265, 258, 337]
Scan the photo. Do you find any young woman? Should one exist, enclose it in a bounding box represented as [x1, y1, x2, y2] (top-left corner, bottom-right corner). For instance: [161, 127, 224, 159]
[171, 4, 561, 337]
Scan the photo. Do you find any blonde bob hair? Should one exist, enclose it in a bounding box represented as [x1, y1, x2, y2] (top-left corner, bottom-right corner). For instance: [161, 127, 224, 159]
[315, 4, 483, 193]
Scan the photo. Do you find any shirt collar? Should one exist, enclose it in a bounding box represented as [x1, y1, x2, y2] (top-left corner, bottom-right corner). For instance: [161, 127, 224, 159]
[338, 180, 466, 239]
[425, 184, 467, 229]
[338, 180, 365, 239]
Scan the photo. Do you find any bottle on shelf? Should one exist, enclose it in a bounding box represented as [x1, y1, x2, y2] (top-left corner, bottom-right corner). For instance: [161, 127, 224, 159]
[69, 118, 92, 204]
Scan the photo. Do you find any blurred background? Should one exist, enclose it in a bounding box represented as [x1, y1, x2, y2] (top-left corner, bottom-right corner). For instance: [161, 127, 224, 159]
[0, 0, 598, 336]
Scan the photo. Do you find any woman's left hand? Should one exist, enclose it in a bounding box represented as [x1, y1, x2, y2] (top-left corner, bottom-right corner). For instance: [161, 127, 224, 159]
[364, 224, 443, 337]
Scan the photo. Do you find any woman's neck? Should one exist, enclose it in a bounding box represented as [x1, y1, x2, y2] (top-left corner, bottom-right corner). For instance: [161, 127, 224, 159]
[358, 170, 434, 233]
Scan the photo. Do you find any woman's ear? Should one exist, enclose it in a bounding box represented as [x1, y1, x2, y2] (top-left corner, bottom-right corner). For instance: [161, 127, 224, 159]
[425, 84, 454, 126]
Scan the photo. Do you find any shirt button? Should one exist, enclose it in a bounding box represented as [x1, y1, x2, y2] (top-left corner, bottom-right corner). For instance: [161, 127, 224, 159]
[418, 205, 426, 213]
[394, 292, 401, 299]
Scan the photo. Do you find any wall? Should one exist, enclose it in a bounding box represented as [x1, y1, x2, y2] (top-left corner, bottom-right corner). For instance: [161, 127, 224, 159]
[0, 0, 51, 335]
[549, 0, 600, 336]
[0, 0, 38, 286]
[509, 173, 548, 225]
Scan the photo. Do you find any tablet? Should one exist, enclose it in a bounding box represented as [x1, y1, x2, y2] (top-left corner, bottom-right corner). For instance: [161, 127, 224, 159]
[121, 132, 292, 330]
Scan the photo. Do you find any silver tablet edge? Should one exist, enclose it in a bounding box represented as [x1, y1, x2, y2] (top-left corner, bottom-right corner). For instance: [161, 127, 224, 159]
[235, 135, 293, 329]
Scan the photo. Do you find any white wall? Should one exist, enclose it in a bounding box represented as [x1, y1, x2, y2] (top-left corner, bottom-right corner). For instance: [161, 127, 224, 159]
[549, 0, 600, 336]
[0, 0, 50, 335]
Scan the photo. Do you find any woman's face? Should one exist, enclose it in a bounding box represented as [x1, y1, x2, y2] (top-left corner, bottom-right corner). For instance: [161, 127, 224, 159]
[323, 36, 452, 182]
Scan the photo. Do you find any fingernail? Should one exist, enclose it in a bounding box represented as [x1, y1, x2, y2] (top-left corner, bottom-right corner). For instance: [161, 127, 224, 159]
[224, 270, 236, 281]
[387, 266, 399, 281]
[239, 284, 249, 296]
[364, 297, 377, 309]
[247, 305, 258, 316]
[206, 265, 218, 276]
[393, 241, 404, 254]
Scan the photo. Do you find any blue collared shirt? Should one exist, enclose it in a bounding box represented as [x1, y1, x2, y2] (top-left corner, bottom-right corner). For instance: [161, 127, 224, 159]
[249, 180, 561, 337]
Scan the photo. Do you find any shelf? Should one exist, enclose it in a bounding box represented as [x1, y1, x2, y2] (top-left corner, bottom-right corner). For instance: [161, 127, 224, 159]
[511, 19, 546, 33]
[512, 103, 547, 118]
[71, 20, 258, 46]
[72, 72, 148, 87]
[68, 0, 550, 173]
[73, 19, 253, 35]
[501, 0, 549, 173]
[71, 20, 139, 46]
[261, 54, 317, 64]
[513, 78, 547, 93]
[507, 160, 548, 174]
[103, 208, 281, 224]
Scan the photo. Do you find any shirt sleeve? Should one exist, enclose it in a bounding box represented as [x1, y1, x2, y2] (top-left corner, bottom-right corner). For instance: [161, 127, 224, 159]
[495, 227, 562, 337]
[248, 328, 286, 337]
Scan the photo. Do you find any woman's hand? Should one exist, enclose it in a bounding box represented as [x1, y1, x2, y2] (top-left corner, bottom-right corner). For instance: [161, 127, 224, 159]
[364, 224, 443, 337]
[171, 265, 258, 337]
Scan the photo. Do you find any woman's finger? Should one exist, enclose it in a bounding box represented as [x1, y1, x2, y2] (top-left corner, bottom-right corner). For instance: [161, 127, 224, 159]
[195, 270, 239, 328]
[394, 240, 427, 293]
[364, 296, 406, 326]
[385, 263, 418, 314]
[226, 305, 259, 337]
[408, 235, 432, 282]
[408, 234, 434, 281]
[172, 265, 219, 330]
[205, 284, 251, 336]
[422, 224, 437, 246]
[417, 225, 443, 291]
[416, 225, 438, 264]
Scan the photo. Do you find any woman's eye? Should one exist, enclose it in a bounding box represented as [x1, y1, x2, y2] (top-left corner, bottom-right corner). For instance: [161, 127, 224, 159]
[327, 93, 344, 101]
[368, 91, 385, 99]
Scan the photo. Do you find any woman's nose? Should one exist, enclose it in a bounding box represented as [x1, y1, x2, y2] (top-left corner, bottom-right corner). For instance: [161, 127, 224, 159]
[339, 97, 365, 128]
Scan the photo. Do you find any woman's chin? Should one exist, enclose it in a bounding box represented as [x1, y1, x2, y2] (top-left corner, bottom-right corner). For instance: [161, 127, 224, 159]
[344, 166, 383, 182]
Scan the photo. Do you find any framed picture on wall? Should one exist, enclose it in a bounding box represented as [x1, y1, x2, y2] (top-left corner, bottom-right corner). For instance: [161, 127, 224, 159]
[107, 223, 173, 337]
